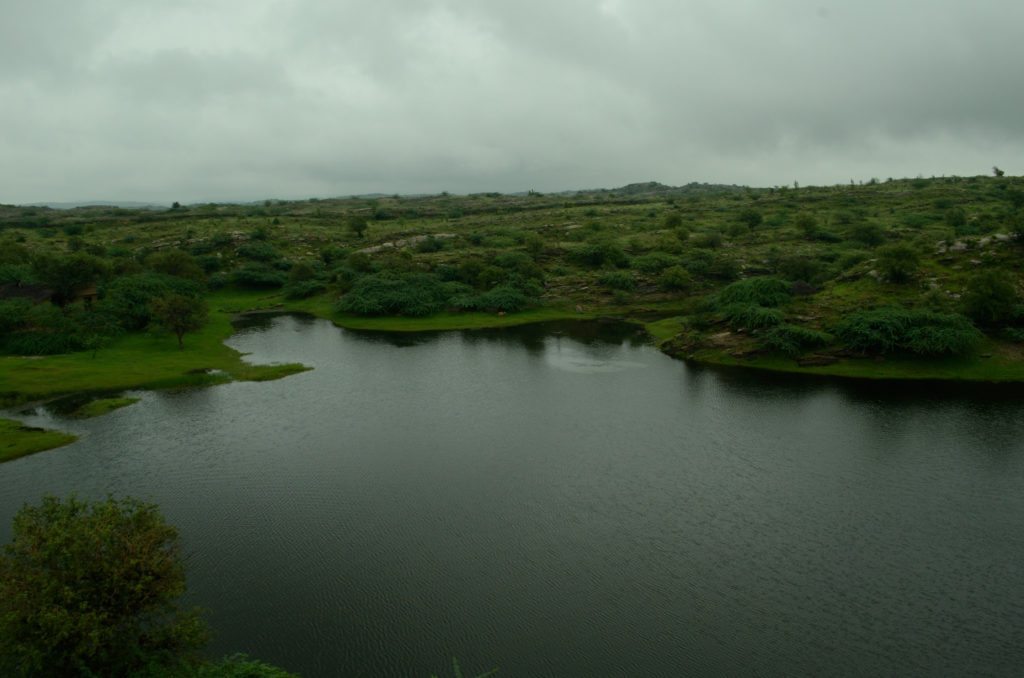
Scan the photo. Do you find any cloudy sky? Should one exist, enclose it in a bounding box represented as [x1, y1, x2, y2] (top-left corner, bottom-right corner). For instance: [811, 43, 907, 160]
[3, 0, 1022, 203]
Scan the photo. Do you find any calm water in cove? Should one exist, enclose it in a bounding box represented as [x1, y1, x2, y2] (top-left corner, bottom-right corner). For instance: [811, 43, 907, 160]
[2, 315, 1024, 677]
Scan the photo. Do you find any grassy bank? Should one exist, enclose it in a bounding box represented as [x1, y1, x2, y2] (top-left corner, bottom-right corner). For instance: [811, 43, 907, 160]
[0, 291, 309, 408]
[0, 418, 77, 463]
[71, 396, 141, 418]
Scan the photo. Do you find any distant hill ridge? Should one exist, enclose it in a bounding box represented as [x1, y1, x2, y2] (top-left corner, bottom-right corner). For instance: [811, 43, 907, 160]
[15, 181, 747, 209]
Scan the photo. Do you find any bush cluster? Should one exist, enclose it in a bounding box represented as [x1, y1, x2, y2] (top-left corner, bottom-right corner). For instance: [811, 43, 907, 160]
[834, 308, 981, 356]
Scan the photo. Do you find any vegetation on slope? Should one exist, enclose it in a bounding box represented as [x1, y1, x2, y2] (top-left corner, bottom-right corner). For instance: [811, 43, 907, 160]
[1, 174, 1023, 392]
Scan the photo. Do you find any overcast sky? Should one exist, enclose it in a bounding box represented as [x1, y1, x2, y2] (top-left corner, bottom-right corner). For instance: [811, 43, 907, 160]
[2, 0, 1022, 203]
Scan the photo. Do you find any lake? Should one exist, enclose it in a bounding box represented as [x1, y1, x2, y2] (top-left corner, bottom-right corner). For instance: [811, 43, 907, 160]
[2, 315, 1024, 676]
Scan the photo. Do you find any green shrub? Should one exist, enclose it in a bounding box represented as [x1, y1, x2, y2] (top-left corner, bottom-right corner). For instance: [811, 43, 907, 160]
[723, 303, 783, 330]
[632, 253, 678, 273]
[717, 277, 791, 307]
[876, 243, 920, 283]
[598, 271, 636, 291]
[849, 222, 885, 247]
[692, 231, 723, 249]
[415, 236, 446, 253]
[476, 284, 531, 312]
[658, 265, 692, 291]
[570, 240, 629, 268]
[834, 308, 980, 356]
[337, 272, 448, 316]
[236, 242, 279, 262]
[283, 279, 327, 300]
[232, 264, 287, 289]
[762, 324, 832, 356]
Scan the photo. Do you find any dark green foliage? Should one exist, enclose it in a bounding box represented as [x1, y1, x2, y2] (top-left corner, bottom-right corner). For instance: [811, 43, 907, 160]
[31, 252, 107, 306]
[102, 273, 203, 331]
[492, 251, 544, 281]
[147, 249, 205, 281]
[346, 251, 374, 273]
[0, 263, 34, 285]
[717, 277, 791, 307]
[663, 213, 683, 229]
[963, 270, 1019, 325]
[415, 236, 447, 253]
[834, 308, 980, 356]
[0, 496, 207, 677]
[794, 213, 819, 238]
[474, 284, 531, 312]
[236, 241, 280, 262]
[151, 294, 208, 349]
[232, 264, 287, 289]
[849, 222, 885, 247]
[570, 240, 629, 268]
[658, 265, 692, 291]
[320, 245, 349, 265]
[762, 324, 832, 356]
[706, 256, 740, 281]
[723, 303, 783, 330]
[692, 231, 723, 249]
[876, 243, 920, 283]
[633, 252, 679, 273]
[775, 256, 826, 284]
[347, 216, 369, 238]
[210, 232, 234, 248]
[598, 271, 636, 291]
[288, 260, 319, 283]
[338, 272, 449, 316]
[0, 301, 99, 355]
[195, 255, 223, 273]
[944, 207, 967, 228]
[738, 209, 763, 229]
[284, 279, 327, 299]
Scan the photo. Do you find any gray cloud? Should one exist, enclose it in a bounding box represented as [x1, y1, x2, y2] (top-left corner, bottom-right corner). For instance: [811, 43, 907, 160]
[2, 0, 1022, 203]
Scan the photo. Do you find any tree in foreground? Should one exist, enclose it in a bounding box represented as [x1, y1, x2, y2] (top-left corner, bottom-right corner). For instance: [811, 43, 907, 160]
[0, 496, 207, 676]
[151, 293, 209, 349]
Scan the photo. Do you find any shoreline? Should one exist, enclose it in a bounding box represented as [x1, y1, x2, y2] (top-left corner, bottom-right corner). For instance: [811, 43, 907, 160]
[4, 297, 1023, 412]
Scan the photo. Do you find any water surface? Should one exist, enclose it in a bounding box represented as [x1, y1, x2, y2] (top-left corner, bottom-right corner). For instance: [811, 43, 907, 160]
[2, 316, 1024, 676]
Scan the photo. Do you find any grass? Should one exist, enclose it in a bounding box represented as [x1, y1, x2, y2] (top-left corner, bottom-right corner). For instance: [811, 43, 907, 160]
[0, 418, 77, 463]
[71, 396, 140, 418]
[0, 292, 309, 408]
[686, 340, 1024, 382]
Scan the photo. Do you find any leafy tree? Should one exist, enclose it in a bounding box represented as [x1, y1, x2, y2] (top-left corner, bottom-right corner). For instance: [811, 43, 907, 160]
[993, 166, 1005, 178]
[0, 496, 207, 677]
[151, 293, 209, 349]
[30, 252, 107, 306]
[876, 243, 920, 283]
[102, 273, 203, 331]
[347, 215, 369, 239]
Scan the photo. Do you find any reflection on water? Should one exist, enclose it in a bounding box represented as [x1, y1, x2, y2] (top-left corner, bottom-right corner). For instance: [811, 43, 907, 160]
[2, 316, 1024, 677]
